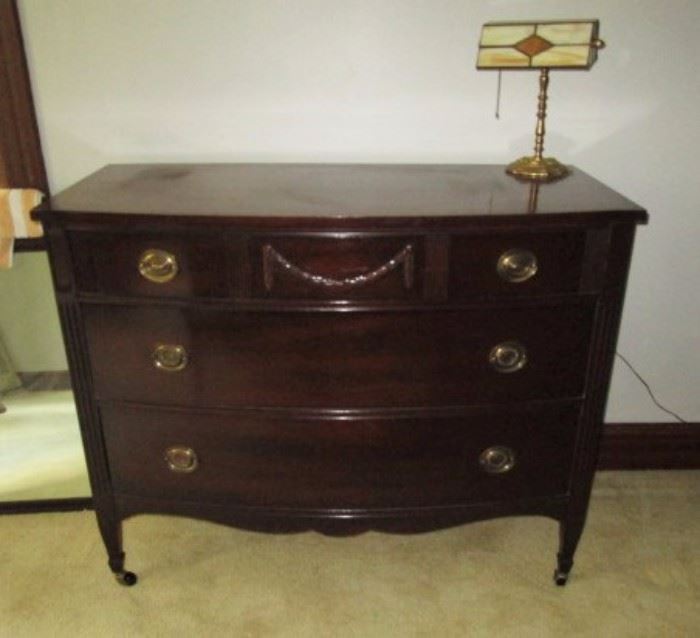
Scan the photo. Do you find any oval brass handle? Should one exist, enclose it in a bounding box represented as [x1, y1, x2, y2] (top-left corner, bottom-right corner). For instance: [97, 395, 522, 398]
[164, 446, 198, 473]
[496, 249, 538, 283]
[139, 249, 179, 283]
[479, 446, 516, 474]
[489, 341, 527, 373]
[152, 344, 188, 372]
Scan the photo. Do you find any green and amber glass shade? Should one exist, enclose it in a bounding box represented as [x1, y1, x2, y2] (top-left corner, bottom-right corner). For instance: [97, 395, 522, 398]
[477, 20, 605, 182]
[477, 20, 601, 70]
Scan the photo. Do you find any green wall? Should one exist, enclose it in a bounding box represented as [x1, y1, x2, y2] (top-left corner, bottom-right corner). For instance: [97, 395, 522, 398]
[0, 252, 67, 372]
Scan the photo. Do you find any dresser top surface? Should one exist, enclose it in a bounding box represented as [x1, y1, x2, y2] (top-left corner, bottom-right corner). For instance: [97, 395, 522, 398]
[39, 163, 647, 226]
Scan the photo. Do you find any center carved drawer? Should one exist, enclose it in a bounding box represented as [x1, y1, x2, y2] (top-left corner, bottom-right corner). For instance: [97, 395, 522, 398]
[251, 235, 423, 300]
[84, 301, 595, 409]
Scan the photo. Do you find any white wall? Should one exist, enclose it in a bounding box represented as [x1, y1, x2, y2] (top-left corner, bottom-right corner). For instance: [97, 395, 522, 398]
[18, 0, 700, 422]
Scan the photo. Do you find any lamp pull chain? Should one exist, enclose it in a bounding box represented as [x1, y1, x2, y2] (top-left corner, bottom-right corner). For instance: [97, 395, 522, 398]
[495, 70, 502, 119]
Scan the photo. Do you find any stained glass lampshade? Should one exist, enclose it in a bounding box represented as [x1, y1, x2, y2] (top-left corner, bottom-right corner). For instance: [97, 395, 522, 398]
[477, 20, 605, 181]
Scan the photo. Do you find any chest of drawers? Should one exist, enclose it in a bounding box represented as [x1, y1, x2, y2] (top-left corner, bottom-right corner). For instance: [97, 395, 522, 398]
[35, 164, 647, 586]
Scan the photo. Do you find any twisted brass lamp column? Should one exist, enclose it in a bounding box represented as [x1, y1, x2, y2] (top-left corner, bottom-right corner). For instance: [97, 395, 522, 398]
[507, 69, 569, 182]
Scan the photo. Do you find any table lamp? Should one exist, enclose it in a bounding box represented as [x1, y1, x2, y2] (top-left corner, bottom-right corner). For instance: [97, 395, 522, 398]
[477, 20, 605, 181]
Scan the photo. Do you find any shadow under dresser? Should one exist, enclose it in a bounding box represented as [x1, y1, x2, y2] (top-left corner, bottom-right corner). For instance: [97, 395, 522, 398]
[33, 163, 647, 586]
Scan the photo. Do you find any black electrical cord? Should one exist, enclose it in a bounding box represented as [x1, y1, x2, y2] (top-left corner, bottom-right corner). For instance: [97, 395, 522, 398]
[615, 352, 687, 423]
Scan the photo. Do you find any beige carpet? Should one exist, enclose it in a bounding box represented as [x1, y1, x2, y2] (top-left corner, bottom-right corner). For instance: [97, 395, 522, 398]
[1, 470, 698, 637]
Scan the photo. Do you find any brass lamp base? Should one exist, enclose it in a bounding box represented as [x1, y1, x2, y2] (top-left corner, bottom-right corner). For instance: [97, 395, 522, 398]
[506, 156, 570, 182]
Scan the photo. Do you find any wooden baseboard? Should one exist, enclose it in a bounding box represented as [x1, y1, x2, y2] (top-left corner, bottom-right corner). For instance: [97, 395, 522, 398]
[599, 422, 700, 469]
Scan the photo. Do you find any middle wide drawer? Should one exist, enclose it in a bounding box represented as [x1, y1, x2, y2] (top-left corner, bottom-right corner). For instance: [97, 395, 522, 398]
[84, 302, 594, 409]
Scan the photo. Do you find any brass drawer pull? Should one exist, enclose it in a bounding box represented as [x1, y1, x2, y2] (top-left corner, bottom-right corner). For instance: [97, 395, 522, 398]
[489, 341, 527, 373]
[497, 249, 538, 283]
[164, 446, 199, 473]
[139, 249, 179, 283]
[152, 344, 188, 372]
[479, 446, 516, 474]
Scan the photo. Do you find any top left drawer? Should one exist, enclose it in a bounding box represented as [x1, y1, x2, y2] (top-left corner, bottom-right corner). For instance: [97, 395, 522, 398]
[68, 232, 231, 298]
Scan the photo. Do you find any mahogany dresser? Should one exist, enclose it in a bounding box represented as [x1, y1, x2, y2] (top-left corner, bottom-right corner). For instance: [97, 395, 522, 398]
[34, 164, 647, 586]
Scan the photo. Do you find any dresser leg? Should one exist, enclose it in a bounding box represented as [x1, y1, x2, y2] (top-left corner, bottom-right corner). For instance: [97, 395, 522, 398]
[554, 516, 584, 586]
[97, 512, 138, 586]
[553, 554, 573, 586]
[109, 552, 138, 586]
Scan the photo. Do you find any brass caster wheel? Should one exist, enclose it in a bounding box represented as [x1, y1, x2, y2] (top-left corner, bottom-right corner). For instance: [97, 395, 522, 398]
[114, 571, 138, 586]
[553, 569, 569, 587]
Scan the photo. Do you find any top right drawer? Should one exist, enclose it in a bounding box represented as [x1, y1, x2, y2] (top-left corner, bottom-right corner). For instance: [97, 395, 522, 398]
[449, 230, 586, 298]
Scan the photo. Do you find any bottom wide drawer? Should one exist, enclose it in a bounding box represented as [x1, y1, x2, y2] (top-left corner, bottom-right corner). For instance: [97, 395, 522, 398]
[101, 403, 580, 509]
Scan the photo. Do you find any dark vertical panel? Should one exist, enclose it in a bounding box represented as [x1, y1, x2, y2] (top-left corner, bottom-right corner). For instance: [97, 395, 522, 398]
[0, 0, 49, 192]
